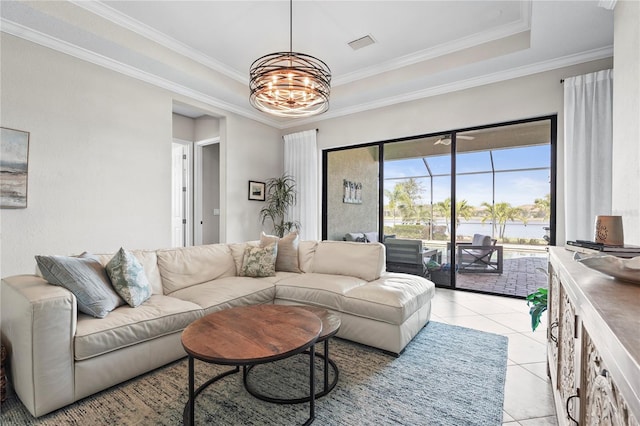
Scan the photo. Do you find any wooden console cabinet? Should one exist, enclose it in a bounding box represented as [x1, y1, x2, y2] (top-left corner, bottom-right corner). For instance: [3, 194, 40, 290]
[548, 248, 640, 426]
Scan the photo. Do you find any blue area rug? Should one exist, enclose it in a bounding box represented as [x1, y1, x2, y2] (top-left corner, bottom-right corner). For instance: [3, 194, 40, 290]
[1, 321, 508, 425]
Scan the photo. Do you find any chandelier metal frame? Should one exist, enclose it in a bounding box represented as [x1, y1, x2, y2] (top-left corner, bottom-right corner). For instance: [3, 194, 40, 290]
[249, 0, 331, 118]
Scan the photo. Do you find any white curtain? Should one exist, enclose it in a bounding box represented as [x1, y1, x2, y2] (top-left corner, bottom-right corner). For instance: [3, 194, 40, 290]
[564, 69, 613, 242]
[284, 129, 318, 240]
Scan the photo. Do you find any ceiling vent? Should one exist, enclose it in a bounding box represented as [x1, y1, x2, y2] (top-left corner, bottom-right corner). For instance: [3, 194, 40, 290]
[348, 35, 376, 51]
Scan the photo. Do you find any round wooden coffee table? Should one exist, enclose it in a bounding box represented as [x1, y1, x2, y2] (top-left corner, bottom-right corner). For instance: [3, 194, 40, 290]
[181, 305, 322, 426]
[243, 305, 341, 403]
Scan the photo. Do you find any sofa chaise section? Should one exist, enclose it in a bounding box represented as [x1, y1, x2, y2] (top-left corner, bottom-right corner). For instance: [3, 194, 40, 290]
[274, 241, 435, 354]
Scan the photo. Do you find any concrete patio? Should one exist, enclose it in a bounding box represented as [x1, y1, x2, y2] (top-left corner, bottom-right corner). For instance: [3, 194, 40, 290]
[455, 255, 548, 298]
[423, 242, 549, 298]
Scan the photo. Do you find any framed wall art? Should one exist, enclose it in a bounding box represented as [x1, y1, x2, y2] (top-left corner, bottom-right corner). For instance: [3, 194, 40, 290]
[248, 180, 266, 201]
[343, 179, 362, 204]
[1, 127, 30, 209]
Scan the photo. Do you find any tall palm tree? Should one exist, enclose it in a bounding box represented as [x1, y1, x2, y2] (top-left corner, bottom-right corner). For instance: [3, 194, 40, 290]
[385, 179, 424, 224]
[534, 193, 551, 220]
[434, 198, 452, 235]
[481, 201, 524, 239]
[434, 197, 474, 236]
[385, 183, 411, 225]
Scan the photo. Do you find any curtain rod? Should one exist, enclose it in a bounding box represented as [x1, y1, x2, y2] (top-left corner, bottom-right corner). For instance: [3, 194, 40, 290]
[282, 128, 318, 140]
[560, 79, 565, 83]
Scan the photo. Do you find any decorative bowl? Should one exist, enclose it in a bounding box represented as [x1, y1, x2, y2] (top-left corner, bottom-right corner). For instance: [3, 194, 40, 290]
[574, 253, 640, 284]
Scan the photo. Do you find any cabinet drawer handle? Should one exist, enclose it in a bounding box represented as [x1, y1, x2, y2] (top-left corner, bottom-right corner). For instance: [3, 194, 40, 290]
[566, 390, 580, 425]
[549, 321, 559, 344]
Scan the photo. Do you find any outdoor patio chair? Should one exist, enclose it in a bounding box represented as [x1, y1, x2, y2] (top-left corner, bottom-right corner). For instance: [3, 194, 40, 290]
[457, 233, 503, 274]
[384, 238, 428, 277]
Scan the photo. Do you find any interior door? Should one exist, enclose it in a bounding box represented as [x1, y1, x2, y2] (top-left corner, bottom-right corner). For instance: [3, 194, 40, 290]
[171, 142, 188, 247]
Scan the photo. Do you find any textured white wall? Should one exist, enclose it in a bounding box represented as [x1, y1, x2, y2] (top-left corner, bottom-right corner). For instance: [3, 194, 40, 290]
[612, 1, 640, 245]
[195, 116, 220, 141]
[0, 34, 282, 277]
[172, 114, 195, 141]
[1, 34, 172, 276]
[223, 116, 283, 243]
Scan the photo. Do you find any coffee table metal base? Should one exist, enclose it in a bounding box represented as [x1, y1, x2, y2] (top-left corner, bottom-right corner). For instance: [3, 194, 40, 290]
[243, 339, 338, 404]
[183, 347, 316, 426]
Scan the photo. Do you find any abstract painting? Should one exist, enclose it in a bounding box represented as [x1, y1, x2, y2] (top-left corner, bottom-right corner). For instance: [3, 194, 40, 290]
[1, 127, 30, 208]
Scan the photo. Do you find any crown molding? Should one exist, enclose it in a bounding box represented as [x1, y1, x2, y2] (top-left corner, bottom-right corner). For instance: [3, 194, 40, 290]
[333, 1, 532, 86]
[74, 0, 535, 90]
[2, 17, 613, 131]
[0, 19, 280, 128]
[597, 0, 617, 11]
[283, 45, 613, 129]
[70, 0, 248, 84]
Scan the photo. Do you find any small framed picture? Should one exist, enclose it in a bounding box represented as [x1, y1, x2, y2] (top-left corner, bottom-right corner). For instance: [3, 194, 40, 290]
[248, 180, 266, 201]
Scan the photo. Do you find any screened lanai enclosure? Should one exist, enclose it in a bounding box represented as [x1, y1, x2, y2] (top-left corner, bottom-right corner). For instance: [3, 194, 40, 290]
[322, 117, 556, 298]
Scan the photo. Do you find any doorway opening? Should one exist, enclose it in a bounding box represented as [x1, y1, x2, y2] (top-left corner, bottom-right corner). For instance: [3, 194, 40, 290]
[194, 138, 220, 245]
[171, 105, 222, 247]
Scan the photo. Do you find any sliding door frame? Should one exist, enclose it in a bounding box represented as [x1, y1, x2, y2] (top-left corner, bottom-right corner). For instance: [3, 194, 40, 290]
[321, 115, 557, 290]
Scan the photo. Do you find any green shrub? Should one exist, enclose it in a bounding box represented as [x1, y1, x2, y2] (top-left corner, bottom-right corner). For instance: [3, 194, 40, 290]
[384, 224, 425, 239]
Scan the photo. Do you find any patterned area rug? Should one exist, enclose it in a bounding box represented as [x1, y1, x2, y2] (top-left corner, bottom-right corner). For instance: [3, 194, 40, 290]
[1, 321, 508, 425]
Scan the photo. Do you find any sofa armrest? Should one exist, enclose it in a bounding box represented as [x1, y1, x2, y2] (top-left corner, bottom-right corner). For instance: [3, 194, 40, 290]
[1, 275, 77, 417]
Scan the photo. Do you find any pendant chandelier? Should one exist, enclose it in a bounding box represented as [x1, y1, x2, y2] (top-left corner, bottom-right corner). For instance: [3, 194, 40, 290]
[249, 0, 331, 118]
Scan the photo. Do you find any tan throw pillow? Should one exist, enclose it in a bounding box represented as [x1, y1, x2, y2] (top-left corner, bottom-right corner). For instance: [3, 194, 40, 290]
[241, 243, 277, 277]
[260, 231, 301, 273]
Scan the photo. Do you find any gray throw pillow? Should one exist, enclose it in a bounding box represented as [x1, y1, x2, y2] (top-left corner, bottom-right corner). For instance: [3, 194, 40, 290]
[260, 231, 301, 272]
[35, 252, 124, 318]
[105, 248, 152, 308]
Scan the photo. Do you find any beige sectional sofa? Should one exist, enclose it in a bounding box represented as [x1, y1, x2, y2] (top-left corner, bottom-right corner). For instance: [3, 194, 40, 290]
[1, 240, 435, 417]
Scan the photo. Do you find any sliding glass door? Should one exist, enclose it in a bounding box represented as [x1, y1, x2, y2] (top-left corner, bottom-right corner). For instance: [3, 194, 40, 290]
[454, 121, 553, 296]
[383, 135, 454, 287]
[322, 116, 556, 297]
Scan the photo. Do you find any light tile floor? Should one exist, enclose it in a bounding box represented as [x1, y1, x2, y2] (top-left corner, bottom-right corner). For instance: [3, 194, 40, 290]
[431, 288, 558, 426]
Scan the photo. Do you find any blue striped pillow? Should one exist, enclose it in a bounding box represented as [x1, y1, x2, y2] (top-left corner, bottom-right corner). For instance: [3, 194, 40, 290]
[36, 252, 124, 318]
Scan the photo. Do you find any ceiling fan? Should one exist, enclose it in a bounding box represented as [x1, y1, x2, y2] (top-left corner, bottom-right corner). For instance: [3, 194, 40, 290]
[434, 135, 475, 146]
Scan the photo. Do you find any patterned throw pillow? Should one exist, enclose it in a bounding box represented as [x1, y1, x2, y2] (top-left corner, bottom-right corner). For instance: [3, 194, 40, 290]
[35, 252, 124, 318]
[106, 248, 152, 307]
[241, 242, 277, 277]
[260, 231, 301, 273]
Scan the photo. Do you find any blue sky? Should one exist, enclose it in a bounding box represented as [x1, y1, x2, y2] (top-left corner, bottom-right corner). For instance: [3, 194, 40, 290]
[384, 145, 550, 207]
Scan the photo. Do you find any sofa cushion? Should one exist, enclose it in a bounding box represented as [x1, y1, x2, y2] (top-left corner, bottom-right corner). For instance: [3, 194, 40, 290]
[275, 273, 367, 311]
[229, 241, 259, 275]
[240, 243, 277, 277]
[96, 250, 164, 295]
[364, 232, 379, 243]
[157, 244, 237, 294]
[35, 253, 124, 318]
[74, 294, 202, 361]
[260, 231, 301, 272]
[344, 232, 366, 242]
[298, 240, 318, 273]
[168, 276, 276, 314]
[105, 248, 152, 308]
[342, 272, 436, 325]
[311, 241, 385, 281]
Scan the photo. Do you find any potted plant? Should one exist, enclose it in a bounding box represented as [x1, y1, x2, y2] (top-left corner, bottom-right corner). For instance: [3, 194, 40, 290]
[526, 287, 547, 332]
[259, 174, 300, 237]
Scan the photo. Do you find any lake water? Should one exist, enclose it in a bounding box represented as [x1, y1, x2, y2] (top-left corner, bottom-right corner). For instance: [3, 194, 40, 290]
[454, 221, 549, 240]
[385, 220, 549, 240]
